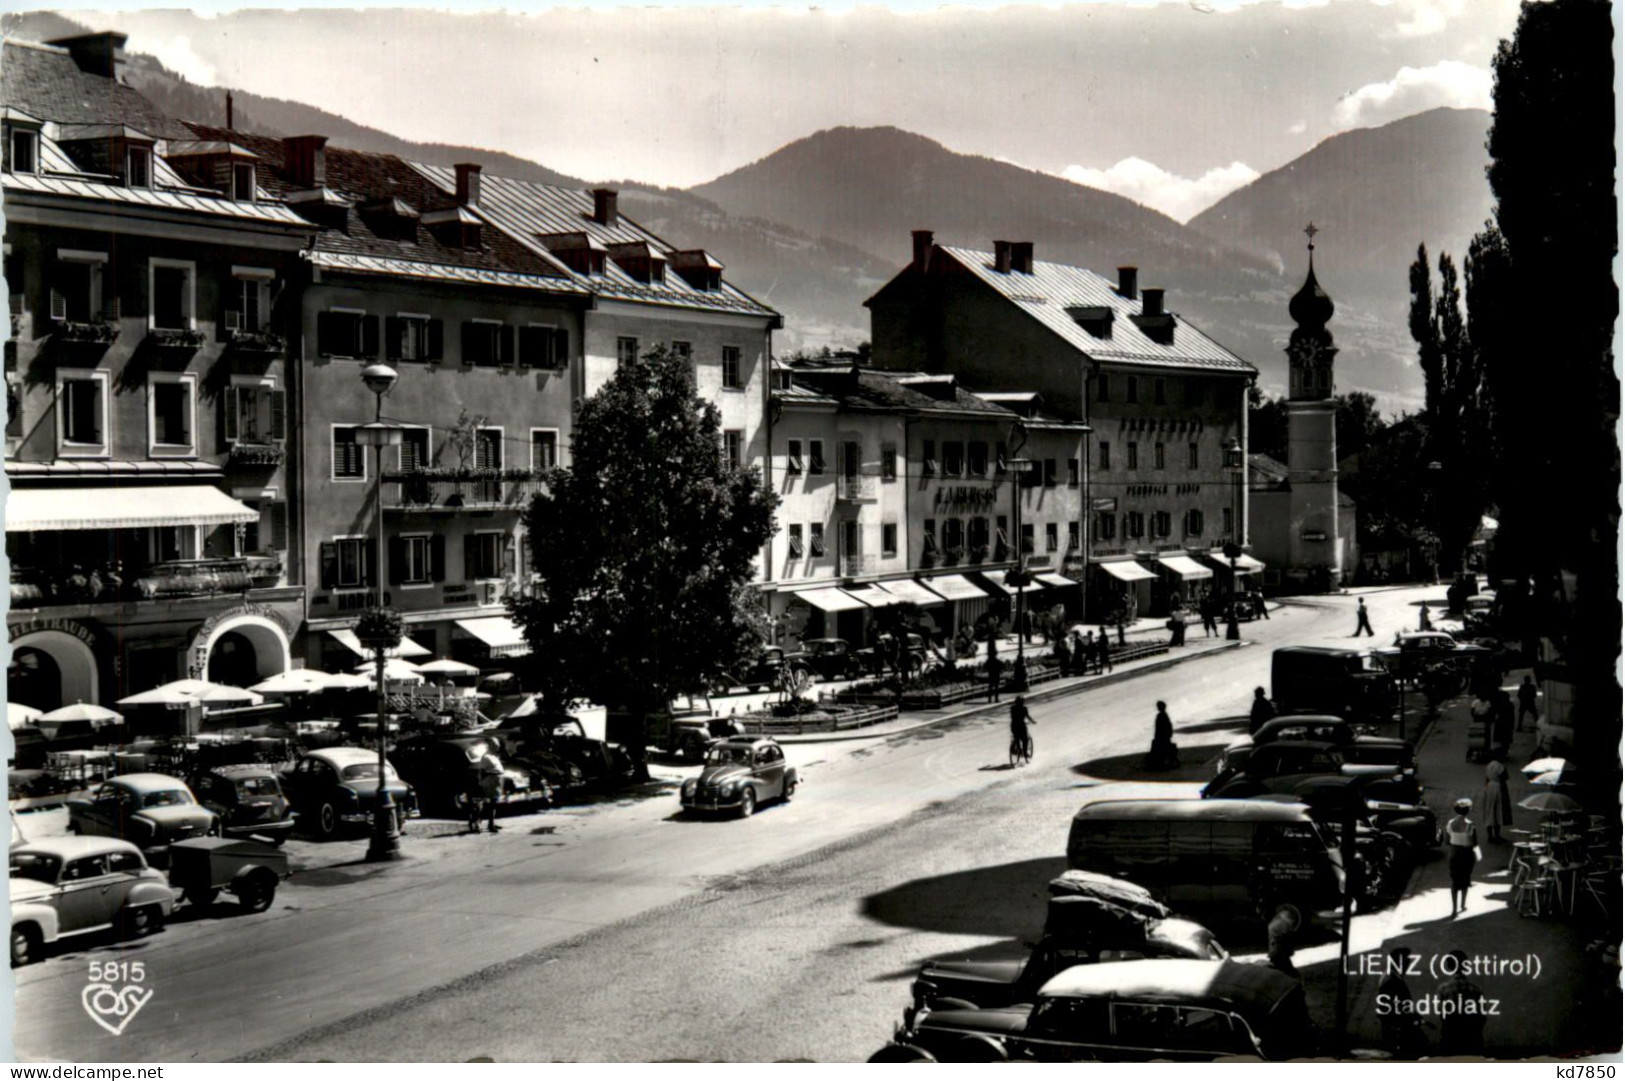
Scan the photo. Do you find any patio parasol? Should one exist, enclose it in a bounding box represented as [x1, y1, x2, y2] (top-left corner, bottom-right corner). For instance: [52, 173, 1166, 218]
[1522, 757, 1574, 778]
[7, 702, 44, 731]
[251, 670, 334, 696]
[1519, 791, 1583, 814]
[117, 685, 202, 709]
[354, 658, 426, 685]
[1530, 769, 1583, 787]
[319, 672, 373, 691]
[417, 658, 480, 678]
[190, 684, 265, 708]
[38, 703, 123, 728]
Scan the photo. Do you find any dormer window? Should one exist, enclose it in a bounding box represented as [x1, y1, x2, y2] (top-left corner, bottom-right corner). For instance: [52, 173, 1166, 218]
[231, 163, 256, 202]
[7, 128, 37, 174]
[126, 146, 151, 189]
[607, 241, 668, 285]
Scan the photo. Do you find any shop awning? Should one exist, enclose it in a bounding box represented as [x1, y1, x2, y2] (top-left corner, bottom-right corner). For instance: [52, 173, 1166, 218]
[6, 485, 259, 532]
[454, 616, 532, 658]
[920, 574, 993, 602]
[1099, 560, 1157, 583]
[840, 585, 906, 608]
[1232, 553, 1266, 572]
[791, 587, 872, 613]
[1156, 554, 1214, 580]
[1035, 572, 1080, 590]
[872, 579, 949, 607]
[327, 629, 432, 660]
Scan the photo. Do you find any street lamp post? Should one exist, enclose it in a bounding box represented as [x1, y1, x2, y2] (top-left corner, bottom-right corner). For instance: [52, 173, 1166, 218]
[1007, 456, 1036, 691]
[356, 363, 404, 864]
[1223, 438, 1245, 641]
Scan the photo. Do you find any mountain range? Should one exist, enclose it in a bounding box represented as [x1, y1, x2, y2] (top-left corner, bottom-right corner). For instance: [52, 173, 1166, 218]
[4, 13, 1495, 414]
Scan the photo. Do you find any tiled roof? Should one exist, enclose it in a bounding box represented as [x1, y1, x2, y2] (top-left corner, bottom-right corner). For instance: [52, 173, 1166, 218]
[187, 125, 572, 282]
[937, 246, 1257, 374]
[1, 40, 192, 138]
[791, 366, 1017, 420]
[1249, 452, 1289, 489]
[306, 250, 586, 296]
[410, 164, 778, 319]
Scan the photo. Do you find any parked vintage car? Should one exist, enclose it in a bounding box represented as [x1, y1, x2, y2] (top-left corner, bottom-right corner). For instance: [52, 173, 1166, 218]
[1276, 776, 1440, 852]
[66, 773, 218, 861]
[1203, 742, 1422, 805]
[1216, 715, 1415, 776]
[712, 647, 789, 694]
[1375, 632, 1493, 699]
[1271, 646, 1397, 721]
[908, 884, 1227, 1014]
[679, 736, 798, 817]
[389, 734, 547, 816]
[871, 959, 1311, 1062]
[10, 837, 175, 966]
[664, 716, 747, 763]
[791, 638, 864, 681]
[493, 716, 637, 790]
[191, 765, 297, 845]
[278, 748, 417, 839]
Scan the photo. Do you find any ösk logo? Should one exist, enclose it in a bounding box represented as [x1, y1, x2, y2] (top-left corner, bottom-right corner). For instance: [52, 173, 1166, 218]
[81, 983, 154, 1036]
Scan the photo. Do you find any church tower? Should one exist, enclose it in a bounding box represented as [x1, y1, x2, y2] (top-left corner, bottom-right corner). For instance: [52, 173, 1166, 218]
[1284, 224, 1342, 587]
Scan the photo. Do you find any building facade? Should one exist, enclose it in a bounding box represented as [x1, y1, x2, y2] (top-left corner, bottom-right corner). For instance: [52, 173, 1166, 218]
[867, 233, 1259, 617]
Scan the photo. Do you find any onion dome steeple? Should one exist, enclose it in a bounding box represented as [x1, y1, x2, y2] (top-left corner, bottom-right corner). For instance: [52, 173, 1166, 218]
[1286, 222, 1337, 401]
[1289, 225, 1335, 331]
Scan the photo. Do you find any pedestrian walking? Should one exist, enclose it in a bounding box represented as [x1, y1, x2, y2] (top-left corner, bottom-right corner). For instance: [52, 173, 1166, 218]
[1198, 594, 1215, 637]
[1517, 674, 1539, 730]
[1435, 951, 1489, 1055]
[1249, 687, 1277, 734]
[986, 650, 1004, 704]
[1444, 798, 1479, 917]
[1054, 630, 1072, 677]
[1265, 905, 1301, 978]
[1378, 948, 1427, 1060]
[1096, 630, 1113, 674]
[1147, 701, 1178, 770]
[1479, 757, 1512, 842]
[1353, 597, 1375, 637]
[1074, 631, 1089, 676]
[1009, 696, 1034, 766]
[476, 747, 505, 833]
[1252, 586, 1270, 620]
[1419, 602, 1434, 631]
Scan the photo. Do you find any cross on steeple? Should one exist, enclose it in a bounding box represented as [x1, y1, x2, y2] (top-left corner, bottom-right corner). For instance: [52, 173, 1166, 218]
[1304, 221, 1320, 250]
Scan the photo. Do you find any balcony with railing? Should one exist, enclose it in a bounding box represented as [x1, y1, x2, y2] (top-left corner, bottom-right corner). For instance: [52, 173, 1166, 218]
[836, 471, 879, 503]
[383, 468, 542, 513]
[10, 556, 285, 610]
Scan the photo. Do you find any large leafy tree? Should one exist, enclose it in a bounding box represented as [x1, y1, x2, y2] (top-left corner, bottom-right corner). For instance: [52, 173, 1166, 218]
[509, 346, 778, 762]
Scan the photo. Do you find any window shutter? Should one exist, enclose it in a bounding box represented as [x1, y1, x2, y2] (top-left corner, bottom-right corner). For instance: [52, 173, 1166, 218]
[464, 536, 479, 581]
[269, 501, 287, 550]
[316, 311, 339, 357]
[502, 539, 516, 578]
[223, 386, 239, 445]
[498, 324, 515, 367]
[319, 542, 338, 590]
[552, 327, 569, 369]
[221, 291, 240, 342]
[385, 316, 403, 361]
[430, 535, 446, 582]
[388, 536, 405, 586]
[517, 325, 537, 369]
[460, 321, 476, 366]
[363, 538, 378, 588]
[360, 315, 380, 358]
[49, 288, 66, 321]
[269, 390, 287, 442]
[427, 319, 444, 362]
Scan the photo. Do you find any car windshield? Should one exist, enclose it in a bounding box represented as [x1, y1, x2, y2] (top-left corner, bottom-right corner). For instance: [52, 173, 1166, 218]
[142, 788, 193, 808]
[706, 745, 753, 766]
[235, 776, 280, 798]
[341, 762, 399, 781]
[10, 852, 61, 883]
[808, 641, 838, 654]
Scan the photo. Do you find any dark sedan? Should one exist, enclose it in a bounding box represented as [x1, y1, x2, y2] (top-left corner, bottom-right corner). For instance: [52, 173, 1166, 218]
[389, 734, 547, 816]
[191, 766, 296, 845]
[279, 748, 417, 839]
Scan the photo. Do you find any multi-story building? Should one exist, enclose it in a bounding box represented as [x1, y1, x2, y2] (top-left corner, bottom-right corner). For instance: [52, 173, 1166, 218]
[867, 232, 1259, 617]
[3, 33, 317, 708]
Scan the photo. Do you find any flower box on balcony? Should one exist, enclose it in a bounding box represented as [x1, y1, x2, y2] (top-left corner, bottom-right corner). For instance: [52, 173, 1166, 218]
[52, 320, 120, 344]
[229, 443, 286, 467]
[969, 545, 990, 564]
[227, 329, 286, 354]
[147, 327, 206, 352]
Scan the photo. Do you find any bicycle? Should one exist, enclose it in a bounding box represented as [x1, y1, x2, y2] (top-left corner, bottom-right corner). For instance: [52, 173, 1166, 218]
[1009, 730, 1034, 768]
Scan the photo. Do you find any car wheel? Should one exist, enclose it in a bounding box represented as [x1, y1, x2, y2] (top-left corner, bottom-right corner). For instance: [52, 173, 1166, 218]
[868, 1045, 936, 1063]
[206, 819, 222, 838]
[738, 786, 756, 819]
[782, 776, 797, 802]
[184, 887, 220, 908]
[119, 903, 163, 940]
[235, 871, 277, 914]
[315, 801, 339, 839]
[10, 924, 41, 968]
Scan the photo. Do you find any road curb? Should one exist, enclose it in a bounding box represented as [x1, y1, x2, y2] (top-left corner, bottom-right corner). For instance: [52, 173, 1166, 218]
[778, 638, 1249, 744]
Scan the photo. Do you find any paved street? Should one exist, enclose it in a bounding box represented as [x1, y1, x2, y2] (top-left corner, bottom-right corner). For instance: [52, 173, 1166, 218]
[12, 587, 1516, 1061]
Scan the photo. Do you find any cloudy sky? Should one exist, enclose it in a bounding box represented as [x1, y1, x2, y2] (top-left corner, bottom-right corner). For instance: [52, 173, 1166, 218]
[60, 0, 1520, 220]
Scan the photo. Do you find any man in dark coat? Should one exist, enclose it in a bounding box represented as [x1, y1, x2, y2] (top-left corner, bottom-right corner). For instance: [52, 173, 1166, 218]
[1149, 701, 1178, 770]
[1249, 687, 1277, 734]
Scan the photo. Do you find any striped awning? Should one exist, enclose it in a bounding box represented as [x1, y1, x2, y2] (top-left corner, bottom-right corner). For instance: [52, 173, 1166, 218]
[6, 485, 258, 532]
[872, 579, 950, 607]
[1157, 554, 1214, 580]
[791, 587, 871, 613]
[327, 629, 431, 660]
[919, 574, 993, 602]
[454, 617, 532, 658]
[1098, 560, 1157, 583]
[1035, 572, 1080, 589]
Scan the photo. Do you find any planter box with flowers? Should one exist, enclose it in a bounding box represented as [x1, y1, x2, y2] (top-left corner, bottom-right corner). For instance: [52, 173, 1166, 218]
[146, 327, 206, 352]
[227, 328, 286, 354]
[230, 443, 285, 467]
[52, 321, 120, 345]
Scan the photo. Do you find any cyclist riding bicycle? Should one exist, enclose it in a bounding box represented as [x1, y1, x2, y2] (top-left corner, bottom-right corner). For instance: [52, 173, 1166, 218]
[1009, 695, 1035, 765]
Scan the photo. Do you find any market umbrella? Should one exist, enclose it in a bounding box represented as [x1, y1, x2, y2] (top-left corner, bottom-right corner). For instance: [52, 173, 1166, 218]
[1519, 791, 1583, 814]
[417, 658, 480, 678]
[117, 686, 200, 708]
[1522, 757, 1574, 778]
[1530, 770, 1584, 790]
[150, 678, 217, 698]
[192, 684, 265, 708]
[7, 702, 44, 731]
[354, 658, 425, 685]
[251, 671, 334, 696]
[39, 703, 123, 728]
[320, 672, 373, 691]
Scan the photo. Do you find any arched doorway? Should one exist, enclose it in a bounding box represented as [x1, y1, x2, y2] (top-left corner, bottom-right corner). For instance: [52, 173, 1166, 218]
[9, 630, 99, 710]
[196, 614, 290, 687]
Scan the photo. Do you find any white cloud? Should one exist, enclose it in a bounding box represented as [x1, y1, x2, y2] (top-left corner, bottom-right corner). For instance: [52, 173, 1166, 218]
[1061, 157, 1260, 223]
[1334, 59, 1491, 128]
[1288, 119, 1308, 134]
[1389, 0, 1471, 37]
[133, 35, 219, 87]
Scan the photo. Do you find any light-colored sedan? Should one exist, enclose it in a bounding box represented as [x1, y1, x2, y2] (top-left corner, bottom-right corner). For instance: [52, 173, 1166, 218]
[680, 737, 799, 817]
[10, 837, 175, 966]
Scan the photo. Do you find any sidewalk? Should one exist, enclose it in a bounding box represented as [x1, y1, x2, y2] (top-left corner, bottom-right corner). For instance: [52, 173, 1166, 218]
[777, 634, 1244, 744]
[1298, 672, 1621, 1058]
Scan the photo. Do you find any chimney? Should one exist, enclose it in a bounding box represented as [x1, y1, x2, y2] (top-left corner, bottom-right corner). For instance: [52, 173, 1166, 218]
[592, 188, 619, 227]
[993, 240, 1014, 274]
[1142, 288, 1165, 317]
[455, 163, 482, 207]
[283, 135, 328, 190]
[48, 32, 127, 78]
[226, 90, 234, 131]
[1010, 242, 1034, 275]
[1117, 266, 1139, 301]
[911, 229, 934, 273]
